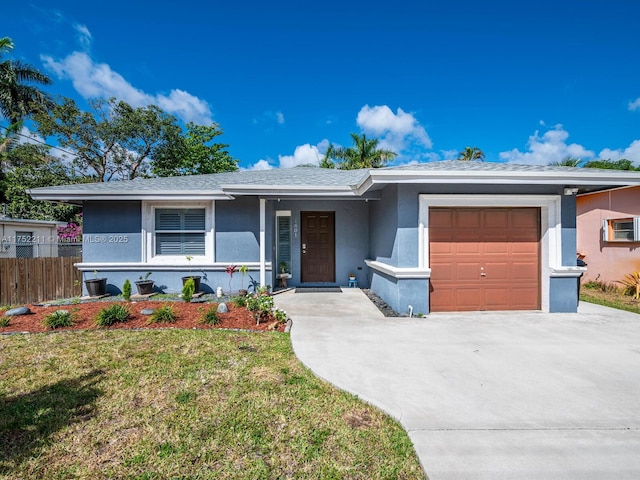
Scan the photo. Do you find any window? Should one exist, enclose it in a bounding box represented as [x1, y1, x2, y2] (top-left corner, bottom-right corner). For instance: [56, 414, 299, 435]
[276, 211, 292, 273]
[603, 217, 640, 242]
[155, 208, 206, 255]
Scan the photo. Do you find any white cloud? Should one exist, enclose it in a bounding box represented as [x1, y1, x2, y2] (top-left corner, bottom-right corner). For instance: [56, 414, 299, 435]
[246, 159, 274, 171]
[41, 51, 213, 124]
[278, 144, 322, 168]
[629, 98, 640, 111]
[74, 23, 92, 50]
[599, 140, 640, 164]
[276, 111, 285, 124]
[356, 105, 432, 152]
[499, 124, 594, 165]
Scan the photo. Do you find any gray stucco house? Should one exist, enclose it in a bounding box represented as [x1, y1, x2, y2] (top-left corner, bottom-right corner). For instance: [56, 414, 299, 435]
[29, 161, 640, 314]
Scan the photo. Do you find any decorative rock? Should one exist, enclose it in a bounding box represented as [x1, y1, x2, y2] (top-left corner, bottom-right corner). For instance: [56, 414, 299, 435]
[217, 303, 229, 313]
[140, 308, 155, 315]
[5, 306, 32, 316]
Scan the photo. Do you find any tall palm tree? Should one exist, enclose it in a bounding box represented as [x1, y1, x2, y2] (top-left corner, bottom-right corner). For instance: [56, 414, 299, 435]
[323, 133, 397, 170]
[457, 146, 485, 161]
[548, 157, 582, 167]
[0, 37, 53, 141]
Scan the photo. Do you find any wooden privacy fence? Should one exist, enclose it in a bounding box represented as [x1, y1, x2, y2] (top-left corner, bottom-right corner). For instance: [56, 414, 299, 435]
[0, 257, 82, 306]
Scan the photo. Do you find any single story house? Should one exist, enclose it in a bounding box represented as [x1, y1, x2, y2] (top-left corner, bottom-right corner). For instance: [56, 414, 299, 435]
[577, 185, 640, 284]
[0, 217, 66, 258]
[29, 161, 640, 314]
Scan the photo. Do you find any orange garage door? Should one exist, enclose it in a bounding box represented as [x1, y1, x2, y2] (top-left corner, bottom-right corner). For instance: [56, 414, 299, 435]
[429, 207, 540, 312]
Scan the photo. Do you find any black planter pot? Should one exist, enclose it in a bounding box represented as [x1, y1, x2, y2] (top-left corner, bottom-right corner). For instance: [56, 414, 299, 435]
[182, 276, 201, 292]
[85, 278, 107, 297]
[135, 280, 155, 295]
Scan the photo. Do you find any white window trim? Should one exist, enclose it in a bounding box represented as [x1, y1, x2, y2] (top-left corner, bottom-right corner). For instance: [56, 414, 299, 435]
[603, 216, 640, 242]
[142, 200, 214, 265]
[417, 194, 564, 313]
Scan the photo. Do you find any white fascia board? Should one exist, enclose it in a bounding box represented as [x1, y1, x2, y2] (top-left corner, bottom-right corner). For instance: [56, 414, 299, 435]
[76, 262, 271, 272]
[365, 259, 431, 279]
[28, 191, 232, 202]
[221, 185, 358, 196]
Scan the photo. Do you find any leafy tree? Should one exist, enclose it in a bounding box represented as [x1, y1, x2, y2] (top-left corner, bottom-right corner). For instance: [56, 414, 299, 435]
[0, 37, 53, 152]
[0, 143, 82, 221]
[152, 122, 238, 176]
[35, 97, 183, 181]
[457, 146, 485, 161]
[548, 157, 583, 167]
[583, 158, 639, 170]
[322, 133, 397, 170]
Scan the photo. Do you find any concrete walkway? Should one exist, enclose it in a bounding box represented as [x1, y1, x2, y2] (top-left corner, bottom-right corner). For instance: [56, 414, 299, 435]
[274, 288, 640, 480]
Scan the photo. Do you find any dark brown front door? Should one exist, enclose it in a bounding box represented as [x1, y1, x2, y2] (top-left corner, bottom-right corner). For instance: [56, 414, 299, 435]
[429, 207, 540, 312]
[301, 211, 335, 283]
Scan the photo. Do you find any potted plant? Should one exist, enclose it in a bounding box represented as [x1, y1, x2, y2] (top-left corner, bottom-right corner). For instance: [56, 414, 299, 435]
[238, 265, 249, 296]
[85, 269, 107, 297]
[349, 272, 356, 281]
[135, 272, 155, 295]
[182, 255, 201, 292]
[279, 261, 289, 273]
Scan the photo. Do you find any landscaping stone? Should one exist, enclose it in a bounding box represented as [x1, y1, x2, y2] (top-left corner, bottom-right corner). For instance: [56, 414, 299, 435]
[5, 306, 32, 316]
[140, 308, 155, 315]
[217, 303, 229, 313]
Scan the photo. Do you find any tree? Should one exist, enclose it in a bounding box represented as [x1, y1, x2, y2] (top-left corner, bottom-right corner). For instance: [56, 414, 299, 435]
[0, 37, 53, 152]
[0, 143, 82, 221]
[583, 158, 639, 170]
[35, 97, 183, 181]
[152, 122, 238, 176]
[548, 157, 583, 167]
[457, 146, 485, 161]
[322, 133, 397, 170]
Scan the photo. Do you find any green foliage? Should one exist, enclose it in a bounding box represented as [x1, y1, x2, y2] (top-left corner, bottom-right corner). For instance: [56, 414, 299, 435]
[122, 279, 132, 301]
[181, 278, 195, 303]
[152, 122, 238, 176]
[583, 158, 640, 171]
[0, 317, 9, 327]
[273, 308, 288, 323]
[201, 307, 221, 325]
[95, 304, 130, 327]
[323, 133, 396, 170]
[34, 97, 183, 181]
[231, 295, 247, 307]
[149, 305, 177, 323]
[616, 272, 640, 299]
[583, 279, 619, 293]
[548, 157, 582, 167]
[457, 146, 485, 162]
[43, 310, 74, 329]
[246, 293, 274, 324]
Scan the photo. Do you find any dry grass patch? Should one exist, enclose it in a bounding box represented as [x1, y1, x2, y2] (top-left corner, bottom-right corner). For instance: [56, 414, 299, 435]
[0, 329, 423, 479]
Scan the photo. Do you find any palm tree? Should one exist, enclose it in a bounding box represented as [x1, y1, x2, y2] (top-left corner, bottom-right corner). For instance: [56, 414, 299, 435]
[0, 36, 53, 151]
[323, 133, 397, 170]
[548, 157, 582, 167]
[457, 146, 485, 162]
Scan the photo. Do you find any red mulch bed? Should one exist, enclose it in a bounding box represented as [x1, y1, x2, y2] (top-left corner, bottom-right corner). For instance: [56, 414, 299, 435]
[1, 300, 286, 334]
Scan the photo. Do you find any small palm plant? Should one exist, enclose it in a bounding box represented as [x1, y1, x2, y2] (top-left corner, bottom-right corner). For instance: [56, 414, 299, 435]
[617, 272, 640, 300]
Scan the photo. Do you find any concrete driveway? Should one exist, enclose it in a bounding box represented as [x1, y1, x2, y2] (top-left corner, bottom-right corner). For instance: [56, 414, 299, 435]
[274, 289, 640, 480]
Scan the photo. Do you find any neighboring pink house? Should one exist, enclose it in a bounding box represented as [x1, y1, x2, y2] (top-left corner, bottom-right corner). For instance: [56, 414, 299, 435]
[576, 186, 640, 284]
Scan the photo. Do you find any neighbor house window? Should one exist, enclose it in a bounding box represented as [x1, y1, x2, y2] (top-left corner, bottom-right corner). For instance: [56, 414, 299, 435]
[155, 208, 206, 255]
[276, 211, 292, 273]
[603, 217, 640, 242]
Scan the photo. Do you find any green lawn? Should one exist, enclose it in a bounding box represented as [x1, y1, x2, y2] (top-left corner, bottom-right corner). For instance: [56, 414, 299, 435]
[0, 329, 424, 479]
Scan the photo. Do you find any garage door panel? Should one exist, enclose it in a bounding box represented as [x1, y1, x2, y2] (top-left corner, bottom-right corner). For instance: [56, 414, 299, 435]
[429, 207, 540, 312]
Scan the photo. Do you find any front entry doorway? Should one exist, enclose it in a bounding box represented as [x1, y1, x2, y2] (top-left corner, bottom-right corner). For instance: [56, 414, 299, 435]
[301, 211, 335, 283]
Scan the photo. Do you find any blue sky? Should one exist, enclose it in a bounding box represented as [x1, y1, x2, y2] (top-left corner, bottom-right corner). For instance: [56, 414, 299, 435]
[3, 1, 640, 170]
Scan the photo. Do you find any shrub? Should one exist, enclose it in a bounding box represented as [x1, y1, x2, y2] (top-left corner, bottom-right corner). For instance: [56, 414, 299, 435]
[231, 295, 246, 308]
[0, 317, 9, 328]
[272, 308, 288, 323]
[182, 278, 195, 303]
[583, 279, 619, 293]
[617, 272, 640, 299]
[149, 305, 177, 323]
[43, 310, 74, 329]
[122, 279, 132, 301]
[96, 304, 130, 327]
[246, 293, 274, 325]
[201, 307, 221, 325]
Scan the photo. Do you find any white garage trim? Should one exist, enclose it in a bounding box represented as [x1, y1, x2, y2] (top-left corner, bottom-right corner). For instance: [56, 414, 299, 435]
[418, 195, 563, 313]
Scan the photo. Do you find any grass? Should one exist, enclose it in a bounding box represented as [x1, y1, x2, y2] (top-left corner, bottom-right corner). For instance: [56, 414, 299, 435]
[0, 329, 423, 479]
[580, 282, 640, 315]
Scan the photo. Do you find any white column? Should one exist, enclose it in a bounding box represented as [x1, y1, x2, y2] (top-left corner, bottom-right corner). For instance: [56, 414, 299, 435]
[259, 198, 266, 286]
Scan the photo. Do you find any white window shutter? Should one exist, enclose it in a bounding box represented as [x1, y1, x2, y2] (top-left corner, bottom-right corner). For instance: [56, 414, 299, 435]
[602, 219, 609, 241]
[634, 217, 640, 242]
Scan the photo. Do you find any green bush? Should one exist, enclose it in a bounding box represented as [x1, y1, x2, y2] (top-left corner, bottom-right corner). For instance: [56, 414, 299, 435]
[201, 307, 221, 325]
[122, 279, 132, 301]
[182, 278, 195, 303]
[96, 304, 131, 327]
[43, 310, 74, 329]
[231, 295, 246, 307]
[0, 317, 10, 328]
[149, 305, 177, 323]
